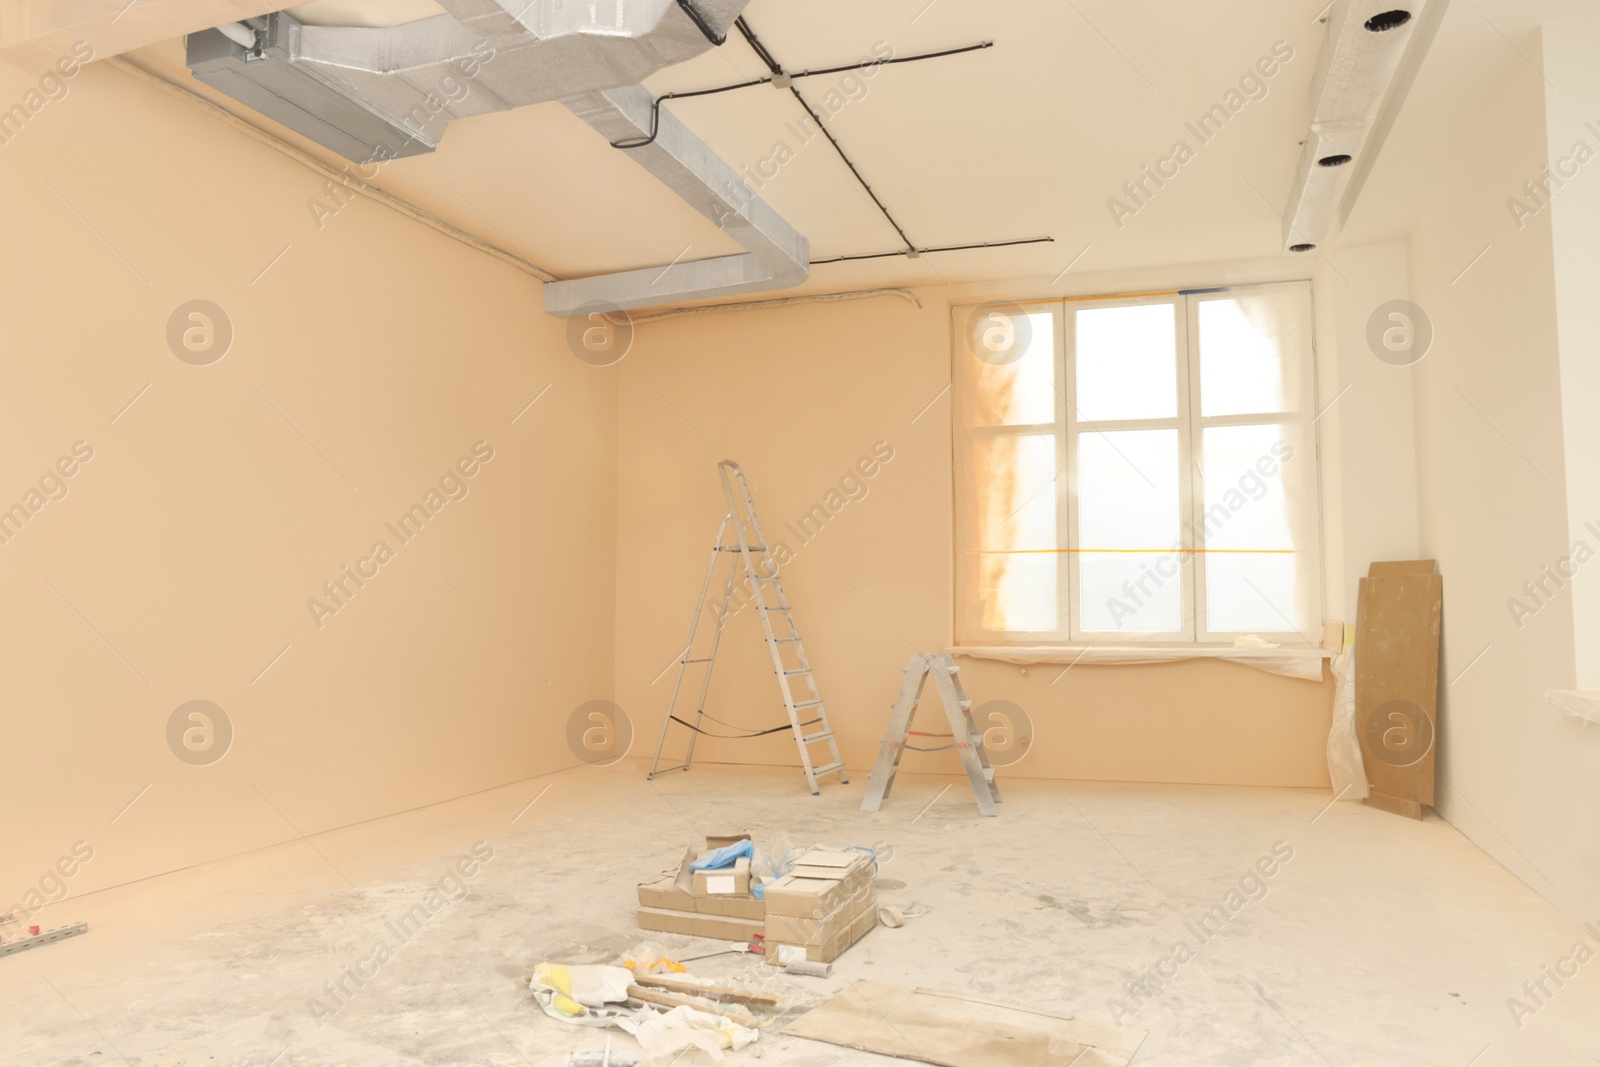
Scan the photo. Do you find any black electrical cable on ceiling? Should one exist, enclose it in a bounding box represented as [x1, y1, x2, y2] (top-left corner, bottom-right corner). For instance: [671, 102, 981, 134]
[674, 0, 726, 46]
[608, 41, 994, 151]
[811, 237, 1056, 264]
[735, 15, 917, 253]
[610, 79, 769, 150]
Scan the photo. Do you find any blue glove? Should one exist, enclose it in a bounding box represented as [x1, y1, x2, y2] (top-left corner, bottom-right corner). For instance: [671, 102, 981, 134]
[689, 839, 755, 871]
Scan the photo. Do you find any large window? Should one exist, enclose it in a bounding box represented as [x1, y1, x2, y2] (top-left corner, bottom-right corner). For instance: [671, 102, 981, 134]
[953, 282, 1321, 646]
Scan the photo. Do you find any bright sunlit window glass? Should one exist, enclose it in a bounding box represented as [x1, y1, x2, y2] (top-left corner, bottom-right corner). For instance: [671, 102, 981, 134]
[954, 283, 1319, 645]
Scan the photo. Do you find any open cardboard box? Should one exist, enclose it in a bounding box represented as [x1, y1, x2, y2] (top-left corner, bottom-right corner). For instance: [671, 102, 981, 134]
[636, 833, 765, 936]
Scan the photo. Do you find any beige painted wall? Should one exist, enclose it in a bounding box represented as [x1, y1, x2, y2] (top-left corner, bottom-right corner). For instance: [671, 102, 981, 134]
[1545, 6, 1600, 693]
[1408, 42, 1600, 924]
[611, 256, 1407, 789]
[0, 60, 616, 908]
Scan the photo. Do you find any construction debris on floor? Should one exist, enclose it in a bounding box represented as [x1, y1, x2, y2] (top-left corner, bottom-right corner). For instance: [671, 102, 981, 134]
[635, 833, 879, 967]
[528, 957, 766, 1059]
[528, 833, 901, 1063]
[783, 980, 1147, 1067]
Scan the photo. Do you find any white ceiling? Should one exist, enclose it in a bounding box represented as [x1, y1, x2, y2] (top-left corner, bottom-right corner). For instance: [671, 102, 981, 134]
[133, 0, 1586, 298]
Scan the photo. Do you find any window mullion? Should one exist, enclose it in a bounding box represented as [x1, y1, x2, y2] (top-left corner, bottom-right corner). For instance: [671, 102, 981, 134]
[1060, 301, 1080, 642]
[1185, 294, 1208, 642]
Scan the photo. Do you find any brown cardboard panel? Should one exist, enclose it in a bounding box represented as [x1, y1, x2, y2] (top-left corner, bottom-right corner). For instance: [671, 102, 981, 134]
[637, 907, 763, 942]
[693, 867, 750, 897]
[1369, 560, 1437, 576]
[637, 867, 696, 911]
[643, 844, 762, 917]
[705, 833, 753, 850]
[636, 847, 698, 910]
[696, 893, 765, 921]
[764, 872, 871, 920]
[763, 854, 873, 920]
[1363, 793, 1424, 820]
[782, 981, 1147, 1066]
[766, 904, 879, 965]
[636, 907, 697, 937]
[1356, 562, 1443, 820]
[791, 850, 861, 868]
[765, 891, 877, 947]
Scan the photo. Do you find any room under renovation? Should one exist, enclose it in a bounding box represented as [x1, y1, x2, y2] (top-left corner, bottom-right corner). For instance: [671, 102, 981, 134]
[2, 0, 1598, 1064]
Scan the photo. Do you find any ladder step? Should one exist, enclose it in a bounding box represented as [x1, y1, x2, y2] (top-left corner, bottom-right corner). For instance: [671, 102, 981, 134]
[774, 637, 802, 644]
[715, 545, 768, 552]
[811, 761, 845, 776]
[781, 668, 812, 676]
[801, 730, 833, 744]
[683, 657, 714, 664]
[793, 699, 823, 709]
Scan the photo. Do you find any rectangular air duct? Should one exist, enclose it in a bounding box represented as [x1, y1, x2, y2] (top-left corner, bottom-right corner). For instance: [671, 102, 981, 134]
[185, 0, 810, 315]
[188, 17, 442, 161]
[1282, 1, 1432, 253]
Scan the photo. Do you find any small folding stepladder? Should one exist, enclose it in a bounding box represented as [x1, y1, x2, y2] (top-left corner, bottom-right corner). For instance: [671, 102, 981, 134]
[860, 652, 1002, 817]
[646, 460, 849, 795]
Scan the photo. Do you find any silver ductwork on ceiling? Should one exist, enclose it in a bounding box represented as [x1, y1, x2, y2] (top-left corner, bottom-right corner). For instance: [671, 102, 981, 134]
[187, 0, 809, 315]
[1281, 1, 1434, 253]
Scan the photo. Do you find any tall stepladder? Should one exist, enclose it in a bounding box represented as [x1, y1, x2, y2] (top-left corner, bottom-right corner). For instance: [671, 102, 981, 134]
[647, 461, 848, 795]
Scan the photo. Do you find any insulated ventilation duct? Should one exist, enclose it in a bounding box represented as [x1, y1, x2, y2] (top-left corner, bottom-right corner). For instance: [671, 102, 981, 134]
[1282, 1, 1429, 253]
[187, 0, 808, 315]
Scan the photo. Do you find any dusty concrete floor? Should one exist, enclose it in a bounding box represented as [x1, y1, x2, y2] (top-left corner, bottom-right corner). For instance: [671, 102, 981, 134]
[2, 761, 1597, 1067]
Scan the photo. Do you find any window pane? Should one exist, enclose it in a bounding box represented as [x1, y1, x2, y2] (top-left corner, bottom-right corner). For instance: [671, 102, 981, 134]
[968, 310, 1055, 427]
[1075, 303, 1177, 422]
[971, 433, 1058, 633]
[1196, 289, 1307, 417]
[1201, 424, 1305, 634]
[1077, 429, 1182, 632]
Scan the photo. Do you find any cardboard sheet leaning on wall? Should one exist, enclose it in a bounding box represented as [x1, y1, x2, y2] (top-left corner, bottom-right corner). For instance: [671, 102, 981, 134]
[1354, 560, 1443, 820]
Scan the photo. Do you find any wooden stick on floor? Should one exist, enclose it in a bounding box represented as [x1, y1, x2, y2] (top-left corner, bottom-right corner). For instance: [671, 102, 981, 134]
[626, 985, 758, 1027]
[632, 973, 782, 1007]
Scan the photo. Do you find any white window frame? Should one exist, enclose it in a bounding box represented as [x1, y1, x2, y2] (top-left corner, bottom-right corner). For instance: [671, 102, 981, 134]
[953, 281, 1323, 648]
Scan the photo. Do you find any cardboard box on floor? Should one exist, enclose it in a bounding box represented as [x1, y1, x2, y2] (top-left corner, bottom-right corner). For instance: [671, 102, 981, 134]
[763, 849, 876, 965]
[636, 833, 765, 938]
[635, 906, 765, 942]
[1356, 560, 1443, 821]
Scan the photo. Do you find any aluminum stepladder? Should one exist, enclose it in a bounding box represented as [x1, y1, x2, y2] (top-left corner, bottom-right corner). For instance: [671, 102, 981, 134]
[646, 460, 849, 795]
[860, 652, 1001, 817]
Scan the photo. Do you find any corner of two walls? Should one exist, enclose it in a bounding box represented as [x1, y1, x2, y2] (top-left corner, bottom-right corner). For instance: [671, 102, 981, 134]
[0, 59, 617, 904]
[1405, 12, 1600, 924]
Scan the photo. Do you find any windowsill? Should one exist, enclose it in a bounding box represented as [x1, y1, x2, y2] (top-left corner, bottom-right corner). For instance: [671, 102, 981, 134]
[949, 643, 1332, 682]
[951, 643, 1332, 654]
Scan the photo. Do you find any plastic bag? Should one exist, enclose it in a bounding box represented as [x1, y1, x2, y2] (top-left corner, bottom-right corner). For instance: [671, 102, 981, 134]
[528, 963, 635, 1025]
[1326, 645, 1369, 801]
[615, 1004, 758, 1062]
[619, 942, 685, 975]
[749, 834, 792, 883]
